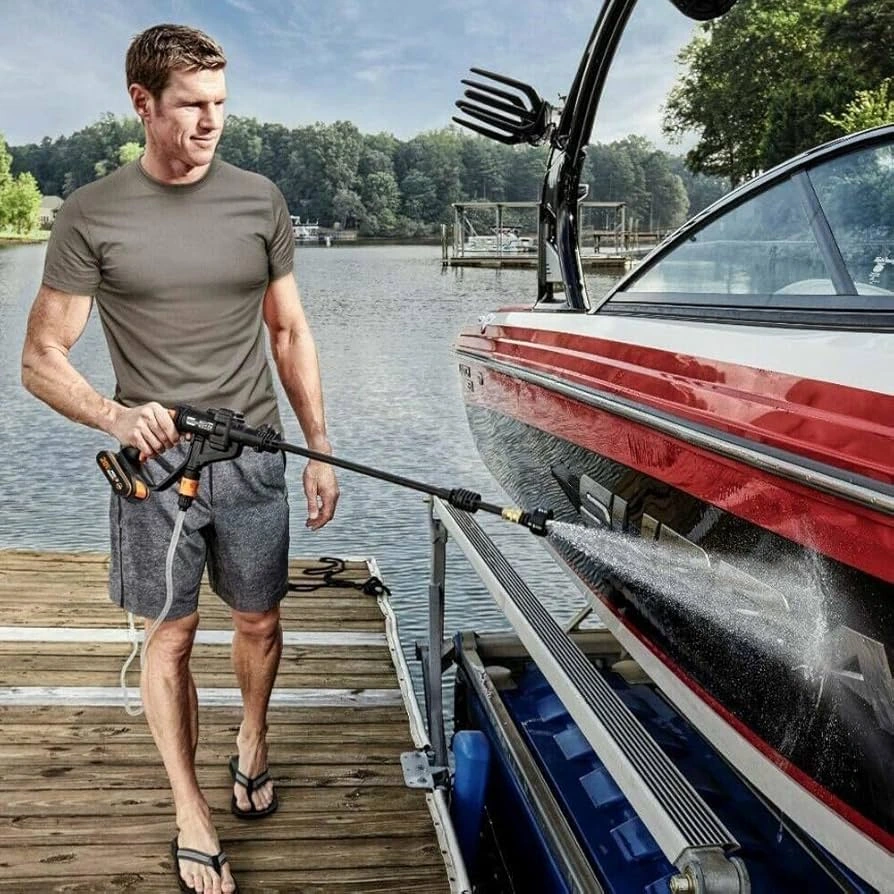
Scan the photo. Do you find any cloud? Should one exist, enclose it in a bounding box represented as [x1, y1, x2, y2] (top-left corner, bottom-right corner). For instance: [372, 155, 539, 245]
[224, 0, 259, 13]
[0, 0, 697, 149]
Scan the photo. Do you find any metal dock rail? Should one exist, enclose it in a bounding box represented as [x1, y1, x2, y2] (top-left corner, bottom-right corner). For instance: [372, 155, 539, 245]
[0, 550, 463, 893]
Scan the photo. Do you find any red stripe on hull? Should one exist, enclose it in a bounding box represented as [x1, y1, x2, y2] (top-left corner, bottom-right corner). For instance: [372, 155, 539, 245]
[460, 325, 894, 486]
[463, 360, 894, 583]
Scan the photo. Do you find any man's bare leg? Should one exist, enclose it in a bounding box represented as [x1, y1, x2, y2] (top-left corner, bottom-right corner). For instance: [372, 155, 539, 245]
[141, 612, 237, 894]
[231, 606, 282, 812]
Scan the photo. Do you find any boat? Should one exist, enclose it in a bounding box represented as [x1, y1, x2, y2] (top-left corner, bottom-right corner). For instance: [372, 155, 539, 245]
[450, 0, 894, 889]
[463, 227, 535, 255]
[290, 214, 320, 243]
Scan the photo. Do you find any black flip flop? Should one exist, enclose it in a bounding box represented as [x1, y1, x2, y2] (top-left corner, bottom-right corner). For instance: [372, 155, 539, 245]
[228, 754, 279, 819]
[170, 836, 239, 893]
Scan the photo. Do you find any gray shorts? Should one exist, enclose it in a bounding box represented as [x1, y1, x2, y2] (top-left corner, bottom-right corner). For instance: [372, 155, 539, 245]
[109, 442, 290, 620]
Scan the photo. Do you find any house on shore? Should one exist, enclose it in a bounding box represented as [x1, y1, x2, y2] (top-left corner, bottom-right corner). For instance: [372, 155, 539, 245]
[39, 196, 64, 228]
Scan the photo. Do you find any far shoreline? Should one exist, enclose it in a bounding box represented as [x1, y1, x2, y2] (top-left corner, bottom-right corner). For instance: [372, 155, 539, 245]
[0, 232, 50, 246]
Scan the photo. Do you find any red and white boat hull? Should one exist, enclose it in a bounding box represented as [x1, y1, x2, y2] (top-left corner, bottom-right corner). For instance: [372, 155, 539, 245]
[458, 310, 894, 888]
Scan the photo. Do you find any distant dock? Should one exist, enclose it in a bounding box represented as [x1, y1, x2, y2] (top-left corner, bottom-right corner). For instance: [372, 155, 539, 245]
[443, 253, 633, 273]
[443, 200, 664, 275]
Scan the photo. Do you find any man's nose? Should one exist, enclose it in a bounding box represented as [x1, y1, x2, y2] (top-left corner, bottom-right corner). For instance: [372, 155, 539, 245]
[199, 104, 222, 131]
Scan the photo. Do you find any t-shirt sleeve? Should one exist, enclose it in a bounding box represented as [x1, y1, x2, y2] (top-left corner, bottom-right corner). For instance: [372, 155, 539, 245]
[268, 183, 295, 280]
[42, 193, 102, 295]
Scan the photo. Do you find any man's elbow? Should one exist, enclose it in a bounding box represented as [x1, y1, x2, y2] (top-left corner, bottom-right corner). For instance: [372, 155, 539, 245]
[270, 323, 312, 363]
[20, 338, 53, 397]
[20, 342, 39, 395]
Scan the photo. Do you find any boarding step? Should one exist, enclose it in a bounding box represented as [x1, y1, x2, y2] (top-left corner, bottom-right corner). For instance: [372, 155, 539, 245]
[432, 498, 750, 893]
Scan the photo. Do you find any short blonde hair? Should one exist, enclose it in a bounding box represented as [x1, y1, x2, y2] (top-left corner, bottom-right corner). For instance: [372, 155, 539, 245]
[126, 24, 226, 98]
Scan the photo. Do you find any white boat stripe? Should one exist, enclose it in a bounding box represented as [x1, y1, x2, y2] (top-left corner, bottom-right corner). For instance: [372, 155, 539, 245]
[484, 311, 894, 396]
[0, 627, 387, 646]
[0, 686, 403, 707]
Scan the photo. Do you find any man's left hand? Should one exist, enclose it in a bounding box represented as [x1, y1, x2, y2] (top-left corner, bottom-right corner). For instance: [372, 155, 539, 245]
[303, 460, 339, 529]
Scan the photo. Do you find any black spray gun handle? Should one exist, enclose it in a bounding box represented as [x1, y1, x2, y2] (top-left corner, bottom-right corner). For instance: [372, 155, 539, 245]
[96, 407, 248, 510]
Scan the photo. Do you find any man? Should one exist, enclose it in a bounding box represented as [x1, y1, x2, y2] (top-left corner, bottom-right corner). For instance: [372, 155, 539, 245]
[20, 24, 339, 894]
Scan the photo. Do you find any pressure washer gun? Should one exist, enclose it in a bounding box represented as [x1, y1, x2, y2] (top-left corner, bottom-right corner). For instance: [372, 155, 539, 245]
[97, 405, 554, 536]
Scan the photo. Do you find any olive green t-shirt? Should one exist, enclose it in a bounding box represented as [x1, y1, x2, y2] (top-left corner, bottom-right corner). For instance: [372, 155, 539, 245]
[42, 158, 294, 429]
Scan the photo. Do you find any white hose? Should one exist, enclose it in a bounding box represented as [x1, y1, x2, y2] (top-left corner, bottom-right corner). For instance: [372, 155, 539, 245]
[120, 508, 187, 716]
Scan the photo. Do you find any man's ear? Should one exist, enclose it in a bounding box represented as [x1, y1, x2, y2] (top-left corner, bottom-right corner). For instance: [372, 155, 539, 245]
[129, 84, 152, 121]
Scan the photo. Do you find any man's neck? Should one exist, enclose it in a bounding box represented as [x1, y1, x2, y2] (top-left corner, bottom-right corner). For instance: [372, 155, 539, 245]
[140, 148, 212, 185]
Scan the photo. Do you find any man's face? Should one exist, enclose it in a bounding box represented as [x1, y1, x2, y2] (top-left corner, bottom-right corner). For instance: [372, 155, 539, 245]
[143, 68, 227, 169]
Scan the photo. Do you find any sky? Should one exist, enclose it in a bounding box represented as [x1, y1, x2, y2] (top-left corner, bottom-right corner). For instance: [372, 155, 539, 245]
[0, 0, 699, 149]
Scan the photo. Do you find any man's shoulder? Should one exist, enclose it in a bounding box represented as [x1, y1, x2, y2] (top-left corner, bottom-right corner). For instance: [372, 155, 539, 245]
[65, 162, 141, 210]
[215, 160, 278, 196]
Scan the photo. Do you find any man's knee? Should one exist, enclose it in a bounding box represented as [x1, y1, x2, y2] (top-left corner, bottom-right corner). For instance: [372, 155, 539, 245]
[232, 606, 281, 641]
[144, 611, 199, 664]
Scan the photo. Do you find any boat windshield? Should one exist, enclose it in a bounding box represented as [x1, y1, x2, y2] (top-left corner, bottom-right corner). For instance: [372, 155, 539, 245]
[809, 141, 894, 293]
[618, 134, 894, 299]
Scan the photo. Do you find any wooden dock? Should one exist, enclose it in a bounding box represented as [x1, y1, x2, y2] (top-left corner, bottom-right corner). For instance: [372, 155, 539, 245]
[444, 254, 632, 273]
[0, 550, 455, 893]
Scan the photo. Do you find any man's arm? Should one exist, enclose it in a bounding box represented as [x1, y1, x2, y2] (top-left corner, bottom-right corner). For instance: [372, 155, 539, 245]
[263, 272, 339, 529]
[21, 284, 179, 457]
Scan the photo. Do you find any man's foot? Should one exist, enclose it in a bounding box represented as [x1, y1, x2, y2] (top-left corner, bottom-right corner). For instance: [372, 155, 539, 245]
[231, 725, 277, 817]
[174, 804, 238, 893]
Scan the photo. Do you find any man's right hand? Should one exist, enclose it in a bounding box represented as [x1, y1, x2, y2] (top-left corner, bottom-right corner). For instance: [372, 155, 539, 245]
[107, 402, 181, 461]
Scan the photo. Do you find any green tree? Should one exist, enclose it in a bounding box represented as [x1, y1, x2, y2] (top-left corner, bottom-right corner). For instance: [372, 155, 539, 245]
[118, 142, 143, 164]
[461, 138, 506, 200]
[2, 172, 42, 233]
[505, 146, 548, 201]
[217, 116, 263, 171]
[824, 80, 894, 132]
[0, 132, 12, 191]
[331, 188, 365, 228]
[396, 129, 464, 223]
[642, 152, 689, 229]
[360, 170, 401, 234]
[822, 0, 894, 83]
[400, 168, 438, 222]
[663, 0, 862, 182]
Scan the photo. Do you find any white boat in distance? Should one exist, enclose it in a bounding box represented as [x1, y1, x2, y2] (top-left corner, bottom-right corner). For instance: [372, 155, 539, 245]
[464, 227, 535, 254]
[290, 214, 320, 243]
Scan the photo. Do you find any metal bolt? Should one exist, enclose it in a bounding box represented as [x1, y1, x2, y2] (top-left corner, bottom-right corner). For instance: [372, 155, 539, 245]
[669, 875, 696, 894]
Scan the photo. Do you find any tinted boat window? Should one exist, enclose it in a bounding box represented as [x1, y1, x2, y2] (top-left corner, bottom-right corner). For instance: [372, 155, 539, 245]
[809, 142, 894, 295]
[622, 177, 831, 294]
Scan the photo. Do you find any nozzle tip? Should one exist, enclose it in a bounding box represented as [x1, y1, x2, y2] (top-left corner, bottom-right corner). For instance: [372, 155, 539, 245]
[520, 507, 554, 536]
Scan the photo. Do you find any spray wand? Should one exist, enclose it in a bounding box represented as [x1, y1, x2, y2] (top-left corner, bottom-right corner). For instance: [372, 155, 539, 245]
[97, 405, 554, 536]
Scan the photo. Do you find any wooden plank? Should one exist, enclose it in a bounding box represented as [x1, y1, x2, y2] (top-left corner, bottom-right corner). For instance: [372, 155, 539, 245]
[0, 784, 424, 817]
[0, 811, 431, 844]
[0, 742, 408, 766]
[0, 722, 414, 746]
[0, 704, 413, 726]
[0, 608, 385, 631]
[0, 642, 395, 666]
[0, 869, 449, 893]
[0, 551, 370, 573]
[0, 760, 406, 790]
[0, 628, 389, 647]
[0, 838, 442, 878]
[0, 669, 400, 689]
[0, 593, 383, 616]
[0, 686, 404, 708]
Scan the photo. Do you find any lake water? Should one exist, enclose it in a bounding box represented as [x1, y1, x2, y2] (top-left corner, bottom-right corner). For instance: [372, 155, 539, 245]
[0, 243, 614, 694]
